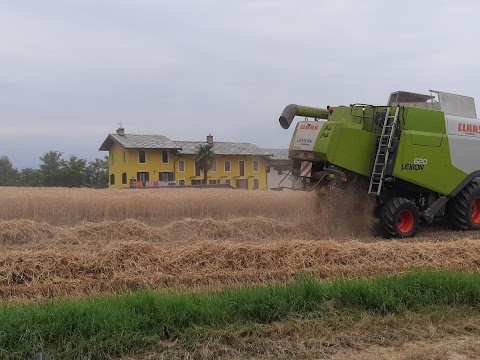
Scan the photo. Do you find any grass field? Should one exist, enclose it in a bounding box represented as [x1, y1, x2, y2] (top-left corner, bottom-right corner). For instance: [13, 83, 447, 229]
[3, 271, 480, 359]
[1, 187, 479, 359]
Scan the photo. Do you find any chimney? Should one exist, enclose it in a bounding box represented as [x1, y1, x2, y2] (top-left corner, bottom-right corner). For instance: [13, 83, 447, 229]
[207, 134, 213, 145]
[116, 127, 125, 136]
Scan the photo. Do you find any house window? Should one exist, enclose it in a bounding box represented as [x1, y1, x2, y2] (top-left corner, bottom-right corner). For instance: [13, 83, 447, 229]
[253, 179, 260, 189]
[178, 179, 186, 186]
[123, 151, 126, 163]
[239, 160, 245, 177]
[139, 150, 146, 164]
[225, 178, 231, 186]
[211, 160, 217, 172]
[137, 172, 149, 182]
[110, 174, 115, 185]
[178, 160, 185, 172]
[191, 179, 202, 186]
[224, 160, 231, 172]
[162, 150, 169, 164]
[195, 161, 201, 176]
[122, 172, 127, 185]
[253, 160, 259, 172]
[110, 152, 114, 165]
[159, 172, 174, 182]
[209, 179, 219, 184]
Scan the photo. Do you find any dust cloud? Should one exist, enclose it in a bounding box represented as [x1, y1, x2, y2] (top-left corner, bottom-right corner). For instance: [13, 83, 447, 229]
[312, 186, 376, 238]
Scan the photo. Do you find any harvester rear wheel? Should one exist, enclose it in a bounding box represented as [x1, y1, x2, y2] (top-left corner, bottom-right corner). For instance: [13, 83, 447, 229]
[448, 180, 480, 230]
[380, 198, 420, 238]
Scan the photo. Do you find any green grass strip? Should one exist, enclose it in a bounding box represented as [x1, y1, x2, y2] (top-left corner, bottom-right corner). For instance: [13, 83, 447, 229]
[2, 270, 480, 359]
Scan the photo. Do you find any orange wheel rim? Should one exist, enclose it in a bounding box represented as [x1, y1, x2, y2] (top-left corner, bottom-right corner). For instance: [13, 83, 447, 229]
[398, 210, 414, 233]
[471, 198, 480, 224]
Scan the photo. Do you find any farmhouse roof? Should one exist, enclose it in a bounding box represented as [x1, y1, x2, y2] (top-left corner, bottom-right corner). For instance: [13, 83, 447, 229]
[175, 141, 273, 156]
[263, 149, 290, 161]
[262, 148, 292, 167]
[100, 132, 274, 157]
[99, 134, 181, 151]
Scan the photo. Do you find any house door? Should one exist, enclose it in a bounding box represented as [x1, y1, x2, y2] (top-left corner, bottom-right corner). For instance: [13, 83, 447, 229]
[137, 172, 149, 182]
[236, 179, 248, 189]
[159, 172, 173, 185]
[239, 160, 245, 177]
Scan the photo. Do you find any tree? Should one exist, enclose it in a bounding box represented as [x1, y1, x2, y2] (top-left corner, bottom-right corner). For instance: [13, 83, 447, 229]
[0, 156, 18, 186]
[4, 151, 108, 188]
[60, 155, 87, 187]
[85, 156, 109, 187]
[40, 151, 66, 186]
[195, 144, 215, 185]
[17, 168, 43, 187]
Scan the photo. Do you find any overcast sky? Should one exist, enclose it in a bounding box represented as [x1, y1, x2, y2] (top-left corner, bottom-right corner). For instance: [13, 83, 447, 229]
[1, 0, 480, 168]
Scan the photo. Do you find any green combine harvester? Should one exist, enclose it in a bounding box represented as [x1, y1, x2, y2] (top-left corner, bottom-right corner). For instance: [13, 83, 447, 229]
[279, 90, 480, 238]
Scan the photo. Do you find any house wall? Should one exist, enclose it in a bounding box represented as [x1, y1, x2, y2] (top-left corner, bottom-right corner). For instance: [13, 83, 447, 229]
[108, 144, 177, 187]
[108, 144, 269, 190]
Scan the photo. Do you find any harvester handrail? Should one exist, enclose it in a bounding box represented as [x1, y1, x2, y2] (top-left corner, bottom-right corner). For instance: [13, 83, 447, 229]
[350, 103, 376, 127]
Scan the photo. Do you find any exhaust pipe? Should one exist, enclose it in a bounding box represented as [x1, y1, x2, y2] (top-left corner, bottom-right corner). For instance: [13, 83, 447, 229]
[279, 104, 330, 129]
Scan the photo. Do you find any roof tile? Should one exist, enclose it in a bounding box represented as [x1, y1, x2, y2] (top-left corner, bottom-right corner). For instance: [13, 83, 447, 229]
[110, 134, 180, 149]
[175, 141, 273, 156]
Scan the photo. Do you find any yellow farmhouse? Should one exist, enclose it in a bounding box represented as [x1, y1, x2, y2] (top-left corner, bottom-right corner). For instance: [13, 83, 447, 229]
[99, 127, 277, 190]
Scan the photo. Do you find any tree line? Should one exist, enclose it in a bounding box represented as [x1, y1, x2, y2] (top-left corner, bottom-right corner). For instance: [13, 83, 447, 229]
[0, 151, 109, 187]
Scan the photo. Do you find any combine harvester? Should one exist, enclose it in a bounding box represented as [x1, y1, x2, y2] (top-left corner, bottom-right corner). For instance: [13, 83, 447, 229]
[279, 90, 480, 238]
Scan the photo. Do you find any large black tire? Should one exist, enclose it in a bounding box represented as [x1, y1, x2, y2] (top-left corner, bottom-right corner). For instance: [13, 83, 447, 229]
[380, 198, 420, 238]
[448, 180, 480, 230]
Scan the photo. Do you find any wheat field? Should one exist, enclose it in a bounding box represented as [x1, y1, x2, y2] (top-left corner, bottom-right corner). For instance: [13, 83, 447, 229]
[1, 186, 479, 301]
[0, 187, 314, 225]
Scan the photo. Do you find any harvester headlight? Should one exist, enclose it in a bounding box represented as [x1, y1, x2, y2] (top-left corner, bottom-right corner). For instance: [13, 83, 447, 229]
[323, 133, 329, 137]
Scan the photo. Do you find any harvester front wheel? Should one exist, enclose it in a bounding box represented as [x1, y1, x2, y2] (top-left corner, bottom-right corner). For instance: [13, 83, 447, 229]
[380, 198, 420, 238]
[448, 180, 480, 230]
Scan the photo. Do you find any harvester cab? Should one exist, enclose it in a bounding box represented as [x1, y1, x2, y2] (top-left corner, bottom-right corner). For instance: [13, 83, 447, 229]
[279, 90, 480, 238]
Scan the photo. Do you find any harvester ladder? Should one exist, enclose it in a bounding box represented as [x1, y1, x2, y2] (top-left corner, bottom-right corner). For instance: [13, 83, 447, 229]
[368, 106, 400, 195]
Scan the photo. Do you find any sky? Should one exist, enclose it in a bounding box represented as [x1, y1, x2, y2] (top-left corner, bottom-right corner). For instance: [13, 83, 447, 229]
[1, 0, 480, 168]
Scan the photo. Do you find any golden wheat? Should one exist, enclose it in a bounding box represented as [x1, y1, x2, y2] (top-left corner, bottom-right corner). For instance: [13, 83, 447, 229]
[2, 186, 480, 302]
[0, 218, 320, 250]
[0, 187, 315, 225]
[2, 239, 480, 301]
